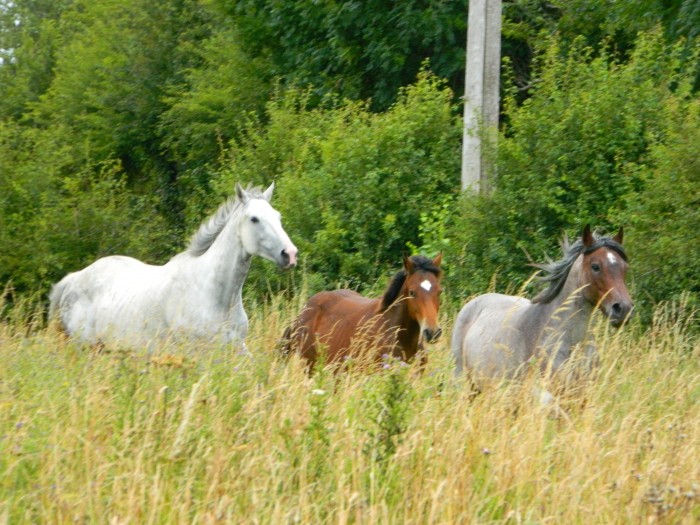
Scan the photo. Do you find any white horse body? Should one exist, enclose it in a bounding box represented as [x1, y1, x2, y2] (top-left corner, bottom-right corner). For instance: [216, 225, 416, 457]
[50, 183, 297, 348]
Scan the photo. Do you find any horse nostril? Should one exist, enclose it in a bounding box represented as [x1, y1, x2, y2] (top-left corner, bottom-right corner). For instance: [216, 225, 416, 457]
[609, 302, 633, 327]
[423, 327, 442, 343]
[281, 247, 297, 267]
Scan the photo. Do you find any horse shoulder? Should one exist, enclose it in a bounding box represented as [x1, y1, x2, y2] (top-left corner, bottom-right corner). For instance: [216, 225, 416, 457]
[453, 293, 532, 379]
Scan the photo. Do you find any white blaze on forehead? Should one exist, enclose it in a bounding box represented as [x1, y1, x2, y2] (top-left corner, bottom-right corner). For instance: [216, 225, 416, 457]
[420, 279, 432, 292]
[606, 252, 619, 265]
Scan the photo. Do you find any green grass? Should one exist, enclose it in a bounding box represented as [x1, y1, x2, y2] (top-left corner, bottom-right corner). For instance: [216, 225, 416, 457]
[0, 297, 699, 524]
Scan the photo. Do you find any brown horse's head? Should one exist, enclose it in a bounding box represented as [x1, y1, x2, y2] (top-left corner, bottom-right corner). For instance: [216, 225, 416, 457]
[387, 253, 443, 343]
[580, 225, 633, 327]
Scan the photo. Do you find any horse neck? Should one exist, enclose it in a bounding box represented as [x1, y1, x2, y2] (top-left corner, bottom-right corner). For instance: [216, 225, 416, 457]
[381, 298, 420, 347]
[530, 256, 595, 363]
[190, 213, 251, 311]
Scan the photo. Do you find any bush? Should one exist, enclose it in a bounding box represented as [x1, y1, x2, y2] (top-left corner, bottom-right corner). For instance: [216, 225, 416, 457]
[0, 121, 173, 300]
[446, 32, 699, 310]
[209, 69, 461, 295]
[620, 96, 700, 322]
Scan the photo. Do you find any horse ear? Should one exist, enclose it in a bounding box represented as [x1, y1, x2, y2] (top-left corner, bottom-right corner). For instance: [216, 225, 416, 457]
[613, 226, 624, 245]
[432, 253, 443, 267]
[236, 183, 250, 205]
[262, 181, 275, 202]
[403, 254, 414, 272]
[582, 224, 594, 248]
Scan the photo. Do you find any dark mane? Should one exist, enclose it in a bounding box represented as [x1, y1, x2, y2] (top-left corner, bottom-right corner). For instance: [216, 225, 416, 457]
[380, 255, 442, 311]
[531, 233, 627, 304]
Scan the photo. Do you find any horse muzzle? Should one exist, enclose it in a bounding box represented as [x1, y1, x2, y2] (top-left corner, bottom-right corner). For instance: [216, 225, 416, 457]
[279, 246, 298, 269]
[606, 300, 634, 327]
[422, 326, 442, 343]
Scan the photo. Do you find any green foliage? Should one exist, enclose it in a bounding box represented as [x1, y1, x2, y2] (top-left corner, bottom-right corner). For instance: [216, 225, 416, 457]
[0, 0, 698, 321]
[227, 0, 469, 110]
[620, 97, 700, 321]
[0, 118, 172, 297]
[446, 32, 698, 307]
[0, 0, 210, 300]
[158, 28, 271, 168]
[553, 0, 700, 46]
[213, 69, 461, 292]
[406, 192, 456, 261]
[362, 359, 414, 469]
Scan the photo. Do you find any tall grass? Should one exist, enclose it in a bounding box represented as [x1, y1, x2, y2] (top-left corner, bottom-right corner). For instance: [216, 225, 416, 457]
[1, 296, 698, 524]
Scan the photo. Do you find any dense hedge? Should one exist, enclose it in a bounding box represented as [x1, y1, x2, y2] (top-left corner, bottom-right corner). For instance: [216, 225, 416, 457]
[209, 70, 461, 295]
[1, 18, 698, 324]
[195, 32, 699, 321]
[445, 33, 699, 317]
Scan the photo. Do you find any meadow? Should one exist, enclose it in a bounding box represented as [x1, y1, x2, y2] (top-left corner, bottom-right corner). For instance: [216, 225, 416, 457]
[1, 294, 699, 524]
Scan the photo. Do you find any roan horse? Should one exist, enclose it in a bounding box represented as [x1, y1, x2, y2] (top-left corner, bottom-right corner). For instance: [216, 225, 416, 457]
[49, 183, 297, 349]
[282, 254, 443, 369]
[451, 225, 632, 399]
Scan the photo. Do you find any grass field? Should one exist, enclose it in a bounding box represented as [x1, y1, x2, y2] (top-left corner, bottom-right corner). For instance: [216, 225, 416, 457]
[1, 295, 699, 524]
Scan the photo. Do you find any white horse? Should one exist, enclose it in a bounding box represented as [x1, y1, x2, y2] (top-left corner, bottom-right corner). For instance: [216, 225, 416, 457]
[49, 182, 297, 349]
[451, 225, 633, 400]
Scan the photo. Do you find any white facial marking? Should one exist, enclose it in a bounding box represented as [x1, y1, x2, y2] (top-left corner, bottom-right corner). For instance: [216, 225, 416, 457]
[420, 279, 432, 292]
[606, 252, 618, 265]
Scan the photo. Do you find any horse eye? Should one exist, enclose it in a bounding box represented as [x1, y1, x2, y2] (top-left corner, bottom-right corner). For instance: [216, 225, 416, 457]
[408, 290, 416, 298]
[250, 216, 259, 224]
[591, 263, 601, 272]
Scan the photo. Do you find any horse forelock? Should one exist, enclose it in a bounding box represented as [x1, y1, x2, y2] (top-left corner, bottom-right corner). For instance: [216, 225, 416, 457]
[408, 255, 443, 278]
[380, 255, 442, 311]
[186, 186, 267, 257]
[532, 232, 625, 304]
[583, 239, 628, 262]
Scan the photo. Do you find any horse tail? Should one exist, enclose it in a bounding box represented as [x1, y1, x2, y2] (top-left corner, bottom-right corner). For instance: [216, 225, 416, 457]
[278, 308, 315, 368]
[48, 280, 65, 321]
[277, 324, 294, 359]
[451, 300, 479, 375]
[48, 275, 75, 332]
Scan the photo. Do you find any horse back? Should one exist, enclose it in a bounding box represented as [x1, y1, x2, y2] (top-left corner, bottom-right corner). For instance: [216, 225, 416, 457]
[49, 255, 165, 339]
[452, 293, 532, 380]
[285, 289, 380, 366]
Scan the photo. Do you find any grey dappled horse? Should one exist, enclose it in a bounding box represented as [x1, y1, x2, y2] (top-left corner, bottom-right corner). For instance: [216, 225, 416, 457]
[452, 225, 632, 402]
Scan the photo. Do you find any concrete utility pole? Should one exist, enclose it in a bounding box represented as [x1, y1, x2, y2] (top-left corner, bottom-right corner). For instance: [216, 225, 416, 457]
[461, 0, 502, 192]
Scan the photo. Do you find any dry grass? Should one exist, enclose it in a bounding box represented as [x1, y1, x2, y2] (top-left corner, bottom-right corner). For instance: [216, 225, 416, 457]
[0, 296, 699, 524]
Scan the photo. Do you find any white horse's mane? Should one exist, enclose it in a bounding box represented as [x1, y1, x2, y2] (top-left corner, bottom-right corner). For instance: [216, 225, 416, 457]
[186, 186, 266, 257]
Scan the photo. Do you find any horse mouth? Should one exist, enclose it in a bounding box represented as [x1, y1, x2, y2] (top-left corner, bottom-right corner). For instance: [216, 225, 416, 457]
[278, 258, 297, 270]
[422, 327, 442, 343]
[609, 318, 623, 328]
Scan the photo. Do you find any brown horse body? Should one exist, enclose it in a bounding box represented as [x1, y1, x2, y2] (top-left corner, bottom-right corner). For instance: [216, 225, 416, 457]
[283, 255, 443, 369]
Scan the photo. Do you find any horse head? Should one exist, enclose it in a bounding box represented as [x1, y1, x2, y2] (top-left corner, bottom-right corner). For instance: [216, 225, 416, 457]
[236, 182, 298, 269]
[580, 224, 633, 327]
[402, 253, 443, 343]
